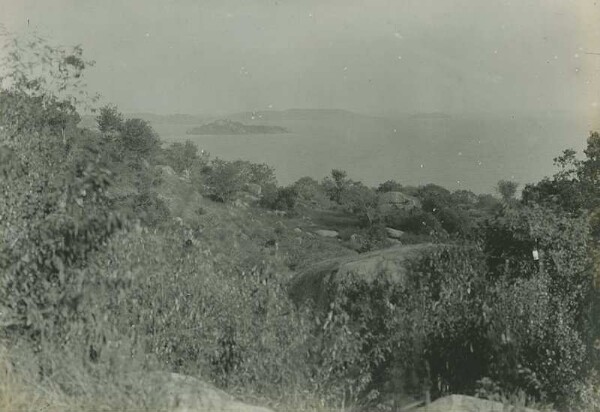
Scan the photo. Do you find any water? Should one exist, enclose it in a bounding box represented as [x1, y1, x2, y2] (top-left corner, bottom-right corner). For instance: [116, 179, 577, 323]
[153, 111, 593, 194]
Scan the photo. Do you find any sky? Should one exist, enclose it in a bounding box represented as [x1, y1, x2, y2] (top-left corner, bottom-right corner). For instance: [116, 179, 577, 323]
[1, 0, 600, 118]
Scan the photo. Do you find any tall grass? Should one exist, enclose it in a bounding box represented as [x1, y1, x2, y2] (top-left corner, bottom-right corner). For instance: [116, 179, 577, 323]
[0, 341, 168, 412]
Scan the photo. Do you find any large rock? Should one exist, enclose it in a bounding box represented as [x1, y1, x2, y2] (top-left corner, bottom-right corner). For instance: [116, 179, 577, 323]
[289, 243, 439, 308]
[378, 191, 420, 213]
[386, 227, 405, 239]
[315, 229, 339, 238]
[146, 372, 273, 412]
[232, 199, 249, 209]
[415, 395, 541, 412]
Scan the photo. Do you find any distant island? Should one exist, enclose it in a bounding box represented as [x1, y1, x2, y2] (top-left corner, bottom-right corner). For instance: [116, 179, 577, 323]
[186, 119, 289, 135]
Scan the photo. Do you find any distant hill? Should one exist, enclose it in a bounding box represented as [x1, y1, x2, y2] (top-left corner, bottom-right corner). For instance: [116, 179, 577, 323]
[228, 108, 381, 123]
[186, 119, 289, 135]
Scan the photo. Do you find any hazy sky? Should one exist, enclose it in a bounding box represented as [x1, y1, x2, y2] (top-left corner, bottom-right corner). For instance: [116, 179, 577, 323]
[2, 0, 600, 117]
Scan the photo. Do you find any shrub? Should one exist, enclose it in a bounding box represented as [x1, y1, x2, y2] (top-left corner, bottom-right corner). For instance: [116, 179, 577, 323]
[394, 210, 445, 236]
[0, 130, 126, 346]
[204, 159, 276, 202]
[101, 227, 318, 401]
[339, 183, 379, 227]
[204, 158, 248, 202]
[164, 140, 198, 174]
[96, 104, 123, 135]
[292, 176, 321, 200]
[260, 184, 299, 212]
[377, 180, 403, 193]
[322, 169, 352, 203]
[118, 118, 161, 157]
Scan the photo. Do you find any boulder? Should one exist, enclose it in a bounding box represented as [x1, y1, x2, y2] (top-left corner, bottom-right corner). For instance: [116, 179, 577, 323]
[145, 372, 274, 412]
[378, 191, 420, 213]
[415, 394, 541, 412]
[315, 229, 339, 238]
[294, 227, 303, 233]
[289, 243, 440, 308]
[386, 227, 405, 239]
[232, 199, 248, 209]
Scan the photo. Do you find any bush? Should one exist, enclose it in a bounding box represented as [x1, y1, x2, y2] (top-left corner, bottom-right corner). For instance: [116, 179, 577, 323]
[101, 227, 319, 401]
[204, 158, 247, 202]
[96, 104, 123, 135]
[204, 159, 276, 202]
[118, 118, 161, 157]
[260, 185, 299, 212]
[339, 183, 379, 227]
[292, 176, 321, 200]
[393, 210, 445, 236]
[0, 124, 126, 346]
[164, 140, 198, 174]
[377, 180, 403, 193]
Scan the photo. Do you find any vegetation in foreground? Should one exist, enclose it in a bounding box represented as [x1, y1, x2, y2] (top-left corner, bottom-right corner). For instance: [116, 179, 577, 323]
[1, 32, 600, 411]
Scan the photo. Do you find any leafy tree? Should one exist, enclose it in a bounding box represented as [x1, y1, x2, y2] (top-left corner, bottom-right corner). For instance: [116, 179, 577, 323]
[339, 183, 379, 226]
[323, 169, 352, 203]
[451, 189, 478, 207]
[496, 180, 519, 202]
[481, 203, 592, 404]
[96, 104, 123, 134]
[118, 118, 160, 157]
[0, 33, 125, 349]
[165, 140, 198, 174]
[260, 185, 299, 211]
[292, 176, 321, 200]
[245, 161, 277, 187]
[395, 210, 444, 235]
[205, 158, 247, 202]
[417, 184, 452, 213]
[0, 30, 98, 111]
[377, 180, 403, 193]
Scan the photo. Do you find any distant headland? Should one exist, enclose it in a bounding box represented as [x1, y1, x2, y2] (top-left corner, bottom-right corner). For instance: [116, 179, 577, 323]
[186, 119, 289, 135]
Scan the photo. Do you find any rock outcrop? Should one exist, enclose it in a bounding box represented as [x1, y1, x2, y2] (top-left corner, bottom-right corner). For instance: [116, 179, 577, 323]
[315, 229, 339, 238]
[415, 395, 541, 412]
[378, 191, 420, 214]
[289, 243, 439, 308]
[146, 372, 274, 412]
[386, 227, 405, 239]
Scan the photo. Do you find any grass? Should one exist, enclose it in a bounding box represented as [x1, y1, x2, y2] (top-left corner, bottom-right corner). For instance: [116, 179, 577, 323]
[0, 343, 351, 412]
[0, 342, 168, 412]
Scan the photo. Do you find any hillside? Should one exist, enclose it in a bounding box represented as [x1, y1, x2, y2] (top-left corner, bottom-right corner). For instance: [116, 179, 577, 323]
[5, 97, 599, 412]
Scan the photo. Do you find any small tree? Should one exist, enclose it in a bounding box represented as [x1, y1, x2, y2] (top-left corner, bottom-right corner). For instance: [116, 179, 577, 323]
[496, 180, 519, 202]
[165, 140, 198, 174]
[260, 185, 299, 212]
[339, 183, 379, 226]
[96, 104, 123, 134]
[246, 162, 277, 187]
[323, 169, 352, 203]
[377, 180, 403, 193]
[205, 158, 248, 202]
[118, 118, 160, 157]
[293, 176, 321, 200]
